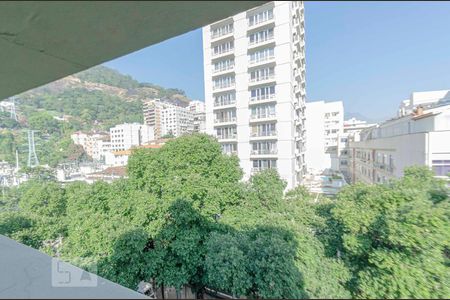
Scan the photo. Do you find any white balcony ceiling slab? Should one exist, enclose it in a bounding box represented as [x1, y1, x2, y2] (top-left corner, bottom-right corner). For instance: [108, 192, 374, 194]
[0, 1, 267, 101]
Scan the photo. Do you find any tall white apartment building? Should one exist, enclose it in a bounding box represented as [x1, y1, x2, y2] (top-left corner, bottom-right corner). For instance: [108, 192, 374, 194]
[143, 99, 194, 138]
[348, 103, 450, 184]
[304, 101, 343, 173]
[189, 100, 206, 133]
[398, 89, 450, 117]
[203, 1, 306, 189]
[110, 123, 154, 151]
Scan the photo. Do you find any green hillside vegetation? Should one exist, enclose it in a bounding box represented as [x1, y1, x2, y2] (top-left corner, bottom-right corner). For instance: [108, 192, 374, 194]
[0, 134, 448, 298]
[0, 65, 192, 168]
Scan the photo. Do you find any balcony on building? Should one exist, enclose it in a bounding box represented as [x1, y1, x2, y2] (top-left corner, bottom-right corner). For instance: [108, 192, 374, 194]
[212, 62, 235, 76]
[250, 148, 277, 157]
[249, 93, 276, 105]
[251, 166, 277, 174]
[249, 112, 277, 123]
[214, 116, 237, 126]
[211, 47, 234, 60]
[214, 98, 236, 110]
[250, 130, 277, 140]
[248, 34, 275, 50]
[247, 9, 275, 29]
[249, 73, 276, 87]
[210, 23, 234, 42]
[212, 82, 235, 93]
[248, 54, 275, 68]
[216, 133, 237, 142]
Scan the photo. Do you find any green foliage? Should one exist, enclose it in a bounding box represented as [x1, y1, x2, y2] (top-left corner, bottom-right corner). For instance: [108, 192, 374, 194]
[0, 111, 21, 129]
[127, 133, 244, 215]
[1, 136, 448, 299]
[27, 111, 61, 134]
[332, 166, 450, 298]
[75, 65, 140, 89]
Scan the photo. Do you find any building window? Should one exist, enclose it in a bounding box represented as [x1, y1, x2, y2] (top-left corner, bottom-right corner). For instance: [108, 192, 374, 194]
[248, 9, 274, 26]
[249, 28, 274, 45]
[211, 23, 233, 39]
[432, 160, 450, 176]
[250, 85, 275, 101]
[249, 48, 274, 64]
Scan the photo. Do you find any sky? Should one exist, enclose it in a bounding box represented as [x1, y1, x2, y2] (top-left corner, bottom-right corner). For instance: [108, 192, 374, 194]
[105, 1, 450, 122]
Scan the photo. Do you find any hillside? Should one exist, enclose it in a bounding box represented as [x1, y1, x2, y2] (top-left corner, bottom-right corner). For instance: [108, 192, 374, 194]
[0, 65, 193, 168]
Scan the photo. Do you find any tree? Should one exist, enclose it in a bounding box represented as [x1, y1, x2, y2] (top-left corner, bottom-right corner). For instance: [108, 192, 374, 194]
[127, 133, 244, 216]
[331, 166, 450, 298]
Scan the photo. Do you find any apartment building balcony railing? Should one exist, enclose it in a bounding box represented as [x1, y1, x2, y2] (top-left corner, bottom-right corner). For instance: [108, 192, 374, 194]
[251, 149, 277, 155]
[211, 48, 234, 58]
[214, 99, 236, 108]
[213, 82, 235, 91]
[249, 35, 275, 48]
[217, 134, 237, 140]
[212, 63, 234, 74]
[211, 28, 234, 40]
[248, 15, 275, 28]
[249, 74, 275, 85]
[250, 112, 276, 122]
[250, 130, 277, 138]
[249, 55, 275, 66]
[251, 166, 277, 173]
[249, 93, 276, 104]
[214, 116, 237, 124]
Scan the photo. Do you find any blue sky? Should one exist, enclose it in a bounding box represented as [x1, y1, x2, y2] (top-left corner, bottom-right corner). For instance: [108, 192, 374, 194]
[105, 1, 450, 121]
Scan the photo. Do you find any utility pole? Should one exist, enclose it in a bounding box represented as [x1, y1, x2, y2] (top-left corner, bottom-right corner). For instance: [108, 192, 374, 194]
[9, 97, 18, 121]
[27, 130, 39, 168]
[15, 149, 19, 172]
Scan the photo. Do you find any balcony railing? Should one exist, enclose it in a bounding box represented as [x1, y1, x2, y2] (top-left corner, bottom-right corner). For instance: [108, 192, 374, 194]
[250, 130, 277, 137]
[249, 55, 275, 65]
[250, 93, 276, 103]
[214, 117, 236, 124]
[214, 99, 236, 107]
[248, 15, 274, 27]
[251, 149, 277, 155]
[213, 82, 235, 91]
[249, 74, 275, 83]
[217, 134, 237, 140]
[250, 112, 276, 120]
[211, 28, 233, 40]
[212, 63, 234, 74]
[249, 35, 274, 47]
[212, 48, 234, 57]
[251, 166, 277, 173]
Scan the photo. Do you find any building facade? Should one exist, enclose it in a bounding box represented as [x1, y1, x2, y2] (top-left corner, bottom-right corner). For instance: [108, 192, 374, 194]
[189, 100, 207, 133]
[202, 1, 306, 189]
[398, 89, 450, 117]
[338, 118, 376, 182]
[304, 101, 343, 173]
[348, 103, 450, 184]
[143, 99, 194, 138]
[109, 123, 154, 152]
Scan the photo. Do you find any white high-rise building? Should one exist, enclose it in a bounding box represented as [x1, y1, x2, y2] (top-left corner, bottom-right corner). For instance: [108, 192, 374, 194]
[110, 123, 154, 151]
[202, 1, 306, 189]
[305, 101, 343, 173]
